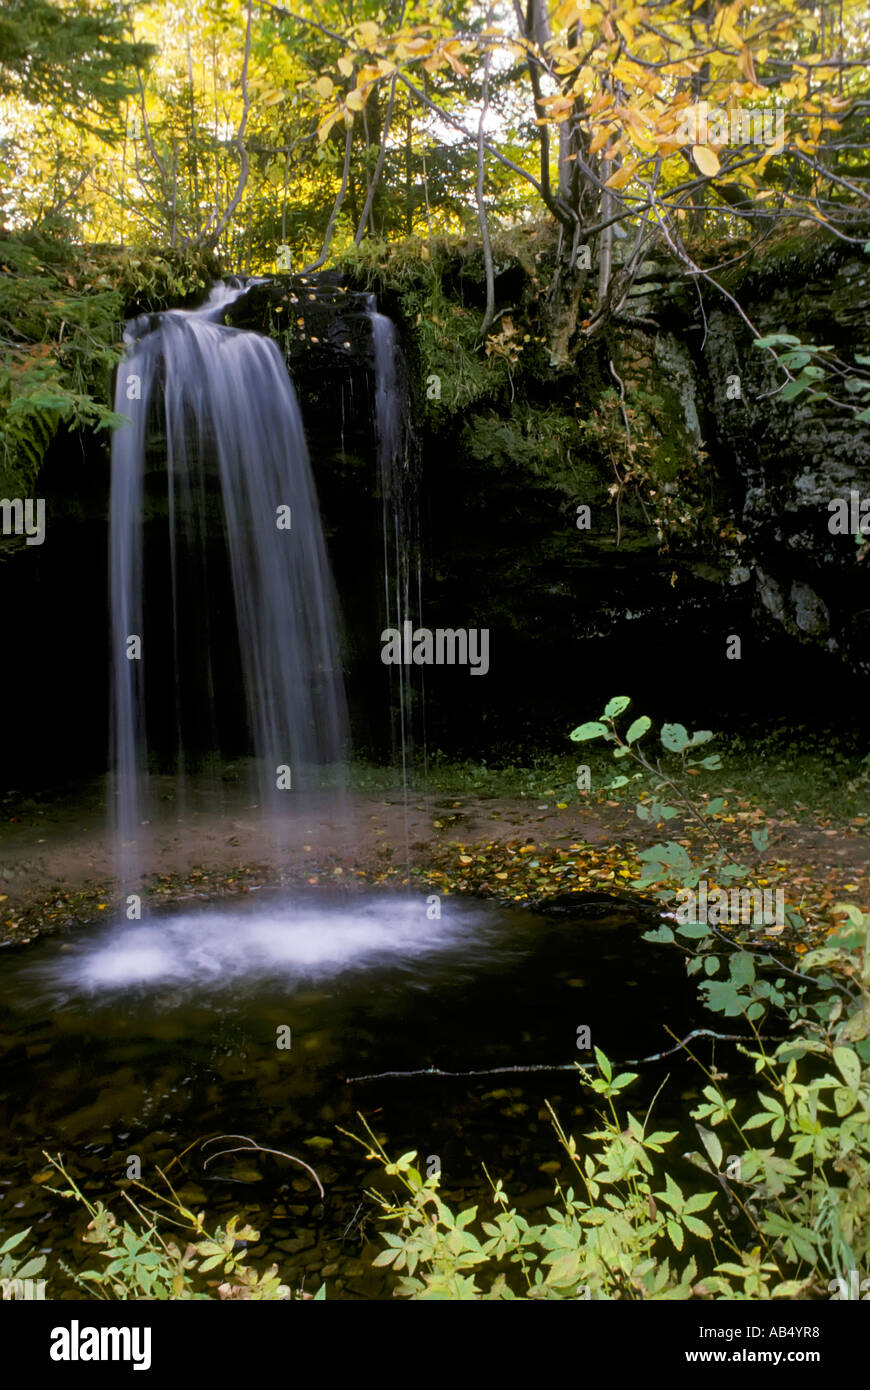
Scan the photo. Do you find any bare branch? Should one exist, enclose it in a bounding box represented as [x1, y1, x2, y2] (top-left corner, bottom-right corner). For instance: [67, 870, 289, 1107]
[355, 75, 397, 245]
[477, 18, 496, 338]
[198, 0, 254, 250]
[300, 121, 354, 272]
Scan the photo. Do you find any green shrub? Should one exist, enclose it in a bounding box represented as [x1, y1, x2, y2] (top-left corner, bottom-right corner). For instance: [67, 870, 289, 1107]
[0, 230, 214, 501]
[358, 700, 870, 1299]
[41, 1154, 319, 1300]
[0, 1227, 47, 1298]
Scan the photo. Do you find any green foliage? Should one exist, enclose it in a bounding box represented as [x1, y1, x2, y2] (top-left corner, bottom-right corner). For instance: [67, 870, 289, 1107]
[0, 1227, 47, 1296]
[0, 231, 214, 502]
[359, 705, 870, 1299]
[753, 333, 870, 420]
[574, 384, 714, 550]
[345, 1100, 711, 1300]
[41, 1154, 314, 1301]
[0, 0, 153, 134]
[570, 698, 757, 905]
[340, 226, 554, 416]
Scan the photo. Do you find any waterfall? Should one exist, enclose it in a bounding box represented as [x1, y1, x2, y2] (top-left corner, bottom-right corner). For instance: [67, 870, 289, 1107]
[367, 300, 422, 791]
[109, 281, 348, 891]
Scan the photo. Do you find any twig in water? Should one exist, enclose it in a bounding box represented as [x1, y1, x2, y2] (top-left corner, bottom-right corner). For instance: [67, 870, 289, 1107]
[345, 1029, 776, 1084]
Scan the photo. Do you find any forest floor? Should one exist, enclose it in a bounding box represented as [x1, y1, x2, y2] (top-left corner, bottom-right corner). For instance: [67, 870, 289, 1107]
[1, 760, 867, 949]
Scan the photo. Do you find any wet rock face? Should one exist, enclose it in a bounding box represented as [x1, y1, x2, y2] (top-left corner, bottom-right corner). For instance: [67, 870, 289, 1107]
[213, 260, 870, 738]
[695, 244, 870, 677]
[224, 272, 376, 371]
[594, 236, 870, 680]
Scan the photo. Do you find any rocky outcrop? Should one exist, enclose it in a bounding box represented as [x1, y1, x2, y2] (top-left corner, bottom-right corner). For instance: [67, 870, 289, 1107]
[608, 235, 870, 677]
[2, 236, 867, 785]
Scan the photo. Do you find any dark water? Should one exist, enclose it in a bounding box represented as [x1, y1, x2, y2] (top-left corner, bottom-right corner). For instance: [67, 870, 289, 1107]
[0, 892, 713, 1299]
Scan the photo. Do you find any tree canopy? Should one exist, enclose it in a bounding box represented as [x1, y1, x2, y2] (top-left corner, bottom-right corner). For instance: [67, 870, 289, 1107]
[0, 0, 868, 338]
[0, 0, 153, 125]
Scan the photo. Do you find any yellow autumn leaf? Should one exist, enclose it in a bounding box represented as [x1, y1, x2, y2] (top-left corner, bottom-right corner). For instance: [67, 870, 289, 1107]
[552, 0, 583, 28]
[546, 95, 577, 118]
[757, 131, 786, 167]
[337, 57, 354, 78]
[736, 45, 757, 84]
[317, 110, 341, 144]
[692, 143, 720, 176]
[315, 76, 334, 99]
[345, 87, 368, 112]
[355, 20, 379, 46]
[605, 158, 640, 188]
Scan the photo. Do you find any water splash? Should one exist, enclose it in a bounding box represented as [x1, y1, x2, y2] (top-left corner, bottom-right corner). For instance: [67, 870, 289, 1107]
[33, 894, 508, 998]
[109, 281, 348, 889]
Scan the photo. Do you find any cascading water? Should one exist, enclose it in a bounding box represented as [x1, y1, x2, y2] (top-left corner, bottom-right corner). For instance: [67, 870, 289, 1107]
[110, 280, 348, 891]
[367, 298, 422, 796]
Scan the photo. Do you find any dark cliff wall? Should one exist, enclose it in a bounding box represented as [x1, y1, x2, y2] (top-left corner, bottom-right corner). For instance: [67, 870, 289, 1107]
[2, 235, 867, 784]
[324, 232, 870, 752]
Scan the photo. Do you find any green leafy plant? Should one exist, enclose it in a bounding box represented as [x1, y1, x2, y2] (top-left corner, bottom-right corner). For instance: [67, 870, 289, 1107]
[569, 694, 764, 912]
[345, 1085, 715, 1300]
[43, 1153, 320, 1300]
[753, 333, 870, 419]
[359, 701, 870, 1299]
[0, 1227, 46, 1298]
[0, 231, 214, 502]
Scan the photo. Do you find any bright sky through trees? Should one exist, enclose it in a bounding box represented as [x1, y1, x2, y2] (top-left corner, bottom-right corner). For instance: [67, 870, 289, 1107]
[0, 0, 868, 286]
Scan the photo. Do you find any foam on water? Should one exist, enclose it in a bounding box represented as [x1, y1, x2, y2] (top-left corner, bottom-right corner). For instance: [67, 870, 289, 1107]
[38, 895, 500, 997]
